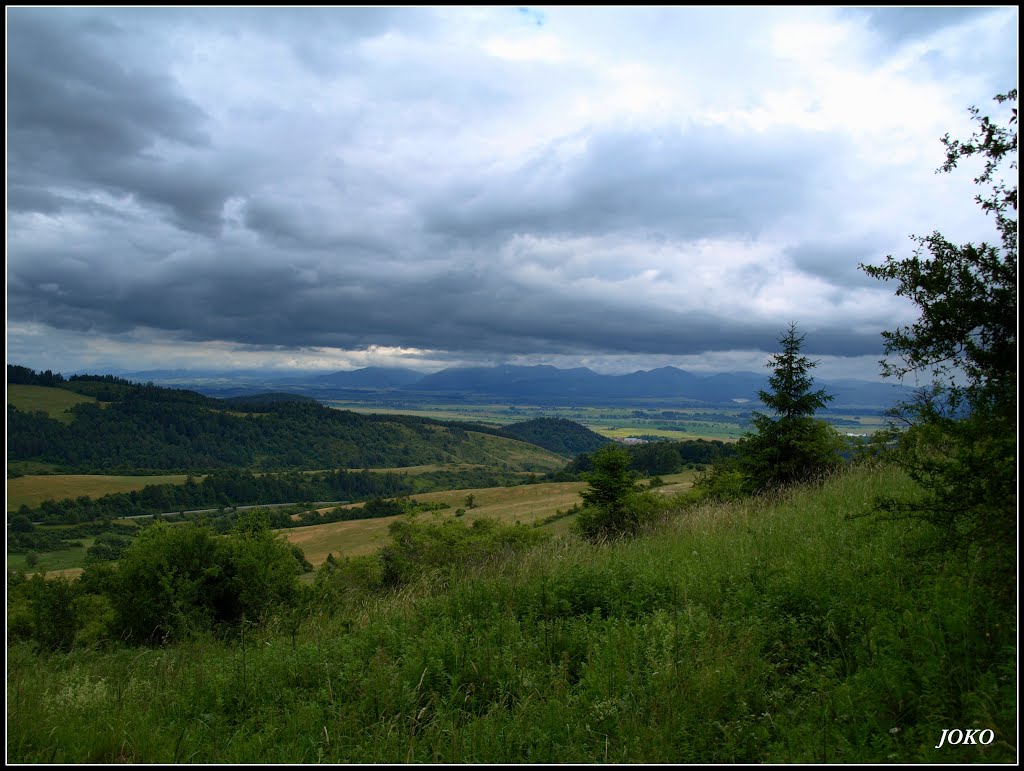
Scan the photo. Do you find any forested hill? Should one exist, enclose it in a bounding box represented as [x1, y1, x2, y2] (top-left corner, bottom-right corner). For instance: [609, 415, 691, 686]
[6, 367, 564, 473]
[502, 417, 611, 457]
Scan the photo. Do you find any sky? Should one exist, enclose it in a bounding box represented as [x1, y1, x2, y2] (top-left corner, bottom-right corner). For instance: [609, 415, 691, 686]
[6, 6, 1018, 381]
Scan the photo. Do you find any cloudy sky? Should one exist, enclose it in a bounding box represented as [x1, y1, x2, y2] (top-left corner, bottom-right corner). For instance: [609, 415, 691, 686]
[6, 6, 1018, 380]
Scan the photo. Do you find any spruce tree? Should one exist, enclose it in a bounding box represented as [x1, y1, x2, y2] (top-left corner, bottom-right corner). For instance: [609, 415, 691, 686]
[738, 323, 843, 493]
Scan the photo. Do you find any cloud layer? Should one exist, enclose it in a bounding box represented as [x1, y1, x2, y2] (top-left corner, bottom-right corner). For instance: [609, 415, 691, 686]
[7, 7, 1018, 379]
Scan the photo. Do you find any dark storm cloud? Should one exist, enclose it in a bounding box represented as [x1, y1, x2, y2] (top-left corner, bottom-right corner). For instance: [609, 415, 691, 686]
[785, 239, 897, 287]
[424, 126, 833, 242]
[6, 7, 1015, 377]
[7, 223, 888, 362]
[7, 11, 208, 155]
[6, 9, 227, 231]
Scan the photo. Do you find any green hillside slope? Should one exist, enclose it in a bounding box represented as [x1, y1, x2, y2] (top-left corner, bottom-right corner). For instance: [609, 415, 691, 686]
[7, 465, 1014, 763]
[7, 380, 565, 473]
[502, 417, 611, 456]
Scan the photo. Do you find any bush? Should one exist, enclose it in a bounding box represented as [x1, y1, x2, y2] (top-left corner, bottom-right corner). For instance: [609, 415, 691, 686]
[110, 522, 232, 644]
[689, 460, 748, 503]
[8, 575, 81, 651]
[108, 514, 303, 644]
[377, 516, 547, 587]
[86, 532, 134, 562]
[574, 490, 666, 540]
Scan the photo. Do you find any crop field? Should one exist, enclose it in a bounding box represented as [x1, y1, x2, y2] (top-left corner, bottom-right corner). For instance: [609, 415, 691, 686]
[283, 471, 698, 568]
[282, 480, 590, 566]
[7, 474, 198, 511]
[6, 384, 97, 424]
[12, 471, 699, 578]
[328, 400, 889, 443]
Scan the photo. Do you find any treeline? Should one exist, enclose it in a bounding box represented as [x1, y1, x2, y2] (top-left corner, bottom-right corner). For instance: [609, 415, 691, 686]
[562, 438, 737, 478]
[7, 365, 67, 387]
[7, 364, 216, 404]
[13, 467, 535, 526]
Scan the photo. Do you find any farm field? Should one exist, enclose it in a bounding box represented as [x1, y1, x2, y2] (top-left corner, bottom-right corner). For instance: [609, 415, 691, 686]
[11, 472, 687, 578]
[6, 384, 97, 424]
[326, 400, 887, 442]
[7, 474, 198, 511]
[282, 480, 589, 566]
[282, 470, 698, 568]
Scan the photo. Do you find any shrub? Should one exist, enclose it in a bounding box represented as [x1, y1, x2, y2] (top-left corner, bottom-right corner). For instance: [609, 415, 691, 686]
[378, 516, 547, 587]
[108, 514, 303, 644]
[689, 460, 748, 503]
[574, 490, 666, 540]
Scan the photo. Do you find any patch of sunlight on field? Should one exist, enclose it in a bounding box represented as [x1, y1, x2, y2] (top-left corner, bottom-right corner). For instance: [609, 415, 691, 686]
[282, 480, 589, 567]
[7, 474, 199, 510]
[7, 384, 96, 424]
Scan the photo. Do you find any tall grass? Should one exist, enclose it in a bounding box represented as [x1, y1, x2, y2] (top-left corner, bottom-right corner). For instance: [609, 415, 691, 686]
[7, 464, 1016, 763]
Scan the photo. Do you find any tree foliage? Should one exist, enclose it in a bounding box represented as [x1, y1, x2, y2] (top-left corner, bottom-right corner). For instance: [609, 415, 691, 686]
[575, 444, 663, 539]
[737, 323, 843, 494]
[859, 90, 1017, 561]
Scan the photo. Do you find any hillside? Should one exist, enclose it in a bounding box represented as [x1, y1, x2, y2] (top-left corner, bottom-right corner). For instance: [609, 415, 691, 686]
[6, 384, 98, 424]
[7, 465, 1014, 763]
[6, 369, 565, 473]
[502, 417, 611, 457]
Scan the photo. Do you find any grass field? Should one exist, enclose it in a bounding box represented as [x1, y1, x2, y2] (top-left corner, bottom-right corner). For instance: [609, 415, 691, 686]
[9, 471, 701, 577]
[7, 474, 198, 511]
[282, 471, 698, 568]
[282, 480, 590, 566]
[7, 384, 97, 424]
[328, 401, 749, 440]
[341, 463, 491, 474]
[8, 538, 96, 575]
[9, 464, 1015, 763]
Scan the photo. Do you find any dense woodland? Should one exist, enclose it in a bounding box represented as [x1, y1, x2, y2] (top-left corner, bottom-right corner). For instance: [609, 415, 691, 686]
[498, 416, 610, 456]
[7, 372, 558, 473]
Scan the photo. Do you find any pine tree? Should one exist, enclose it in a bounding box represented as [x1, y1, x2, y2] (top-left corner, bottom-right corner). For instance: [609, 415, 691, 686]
[738, 323, 843, 493]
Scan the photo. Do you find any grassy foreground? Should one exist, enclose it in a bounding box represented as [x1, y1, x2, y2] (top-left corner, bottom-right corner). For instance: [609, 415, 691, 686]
[6, 464, 1015, 763]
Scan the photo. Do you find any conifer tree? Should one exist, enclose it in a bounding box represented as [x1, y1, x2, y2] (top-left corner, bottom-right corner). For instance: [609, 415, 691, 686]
[738, 323, 843, 493]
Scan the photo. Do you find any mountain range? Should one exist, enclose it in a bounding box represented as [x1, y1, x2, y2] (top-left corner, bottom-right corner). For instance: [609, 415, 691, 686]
[111, 365, 914, 411]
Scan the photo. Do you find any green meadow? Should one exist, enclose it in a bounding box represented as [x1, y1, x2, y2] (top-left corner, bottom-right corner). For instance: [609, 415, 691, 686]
[7, 464, 1015, 763]
[6, 384, 97, 424]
